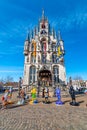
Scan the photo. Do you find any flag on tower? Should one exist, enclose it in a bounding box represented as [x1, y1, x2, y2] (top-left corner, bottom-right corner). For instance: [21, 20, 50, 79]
[58, 46, 62, 57]
[32, 40, 36, 57]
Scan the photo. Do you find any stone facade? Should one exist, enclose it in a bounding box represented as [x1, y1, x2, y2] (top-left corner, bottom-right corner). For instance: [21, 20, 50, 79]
[23, 11, 66, 90]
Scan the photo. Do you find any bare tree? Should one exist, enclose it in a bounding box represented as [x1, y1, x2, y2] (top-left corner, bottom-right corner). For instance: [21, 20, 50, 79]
[73, 76, 83, 80]
[5, 76, 13, 83]
[0, 77, 5, 85]
[0, 76, 14, 86]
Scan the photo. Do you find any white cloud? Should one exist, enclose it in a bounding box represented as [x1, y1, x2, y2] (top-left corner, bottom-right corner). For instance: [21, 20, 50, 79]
[50, 7, 87, 31]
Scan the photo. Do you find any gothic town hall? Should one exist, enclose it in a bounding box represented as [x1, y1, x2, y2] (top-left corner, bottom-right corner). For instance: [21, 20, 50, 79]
[23, 11, 66, 92]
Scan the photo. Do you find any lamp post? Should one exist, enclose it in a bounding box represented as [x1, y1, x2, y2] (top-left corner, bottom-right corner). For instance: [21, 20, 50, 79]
[18, 77, 22, 97]
[69, 76, 72, 86]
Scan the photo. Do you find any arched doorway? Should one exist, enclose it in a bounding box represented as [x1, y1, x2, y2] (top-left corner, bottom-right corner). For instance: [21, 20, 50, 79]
[38, 69, 52, 87]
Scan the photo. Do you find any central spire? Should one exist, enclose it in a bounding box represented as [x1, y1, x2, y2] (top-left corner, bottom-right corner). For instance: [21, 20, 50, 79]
[42, 9, 45, 20]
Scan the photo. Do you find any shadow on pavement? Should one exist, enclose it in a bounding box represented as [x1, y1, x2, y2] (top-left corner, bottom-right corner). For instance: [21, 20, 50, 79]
[6, 103, 28, 109]
[78, 100, 84, 104]
[63, 100, 71, 104]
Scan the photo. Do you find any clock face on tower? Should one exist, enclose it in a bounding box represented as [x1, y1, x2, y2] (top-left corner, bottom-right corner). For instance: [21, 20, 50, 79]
[41, 30, 47, 35]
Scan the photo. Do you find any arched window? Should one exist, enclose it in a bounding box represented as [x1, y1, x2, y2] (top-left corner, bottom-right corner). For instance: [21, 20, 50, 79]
[41, 43, 44, 51]
[42, 53, 46, 63]
[52, 53, 57, 63]
[41, 24, 45, 29]
[29, 66, 36, 84]
[41, 38, 46, 52]
[52, 44, 56, 51]
[38, 55, 40, 63]
[31, 43, 34, 51]
[31, 53, 36, 63]
[41, 42, 46, 52]
[27, 56, 29, 62]
[53, 66, 59, 84]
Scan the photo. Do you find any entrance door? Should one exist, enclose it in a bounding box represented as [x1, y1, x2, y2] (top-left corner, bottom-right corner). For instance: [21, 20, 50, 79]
[38, 70, 52, 87]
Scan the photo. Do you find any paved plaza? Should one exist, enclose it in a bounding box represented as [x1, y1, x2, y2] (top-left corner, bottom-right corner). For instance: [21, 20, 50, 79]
[0, 92, 87, 130]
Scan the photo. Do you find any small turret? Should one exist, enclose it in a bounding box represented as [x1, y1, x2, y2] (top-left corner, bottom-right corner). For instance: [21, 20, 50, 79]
[58, 30, 64, 54]
[31, 30, 34, 39]
[54, 31, 56, 39]
[49, 24, 51, 34]
[34, 26, 38, 36]
[52, 28, 55, 38]
[40, 9, 48, 22]
[24, 32, 29, 55]
[58, 30, 62, 41]
[36, 26, 38, 34]
[34, 27, 36, 36]
[27, 31, 31, 42]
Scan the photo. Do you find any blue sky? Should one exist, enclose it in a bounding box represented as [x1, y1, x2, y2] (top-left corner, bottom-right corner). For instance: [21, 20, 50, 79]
[0, 0, 87, 82]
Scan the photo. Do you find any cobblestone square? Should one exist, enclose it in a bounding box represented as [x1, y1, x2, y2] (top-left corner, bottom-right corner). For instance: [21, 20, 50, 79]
[0, 92, 87, 130]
